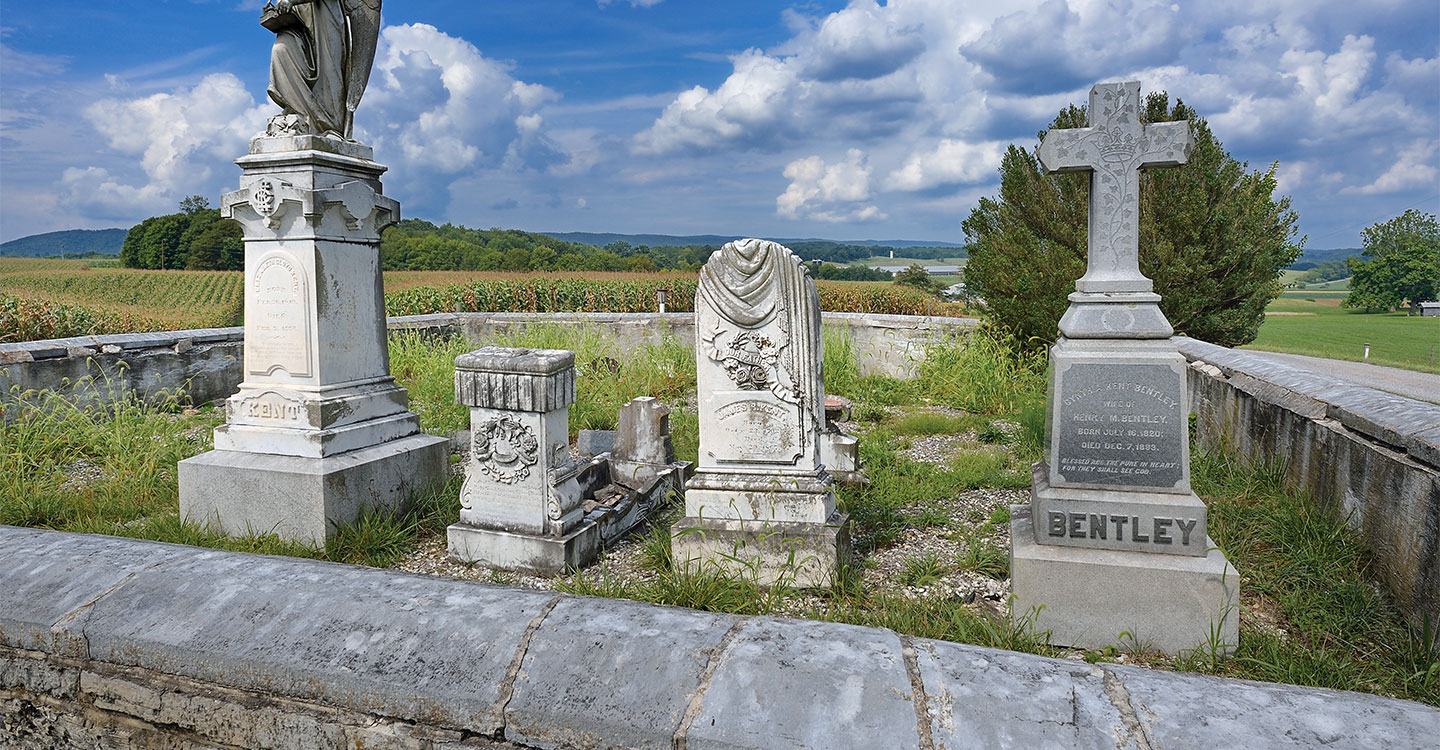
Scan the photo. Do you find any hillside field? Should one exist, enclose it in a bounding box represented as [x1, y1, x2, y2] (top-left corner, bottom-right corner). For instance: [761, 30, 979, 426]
[1246, 297, 1439, 373]
[5, 258, 1433, 373]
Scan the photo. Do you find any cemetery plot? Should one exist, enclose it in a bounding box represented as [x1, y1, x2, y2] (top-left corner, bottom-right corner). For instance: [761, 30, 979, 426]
[1, 326, 1435, 705]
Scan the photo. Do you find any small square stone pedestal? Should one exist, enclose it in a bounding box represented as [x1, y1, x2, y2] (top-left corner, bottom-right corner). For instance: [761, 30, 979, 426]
[447, 346, 593, 573]
[180, 135, 446, 546]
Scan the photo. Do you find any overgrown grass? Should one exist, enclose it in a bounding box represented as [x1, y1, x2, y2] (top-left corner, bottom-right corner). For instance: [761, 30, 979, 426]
[1156, 449, 1440, 705]
[914, 324, 1047, 413]
[6, 327, 1435, 705]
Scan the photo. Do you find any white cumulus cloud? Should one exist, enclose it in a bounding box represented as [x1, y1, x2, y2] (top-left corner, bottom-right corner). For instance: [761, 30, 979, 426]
[1346, 140, 1440, 195]
[887, 139, 1007, 192]
[69, 72, 266, 216]
[777, 149, 885, 223]
[362, 24, 561, 178]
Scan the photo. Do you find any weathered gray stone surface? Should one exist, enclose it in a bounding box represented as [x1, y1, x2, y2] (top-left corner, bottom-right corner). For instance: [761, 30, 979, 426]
[1030, 463, 1209, 557]
[0, 329, 244, 424]
[1011, 505, 1239, 655]
[575, 428, 615, 457]
[2, 527, 1436, 749]
[0, 526, 197, 657]
[504, 597, 736, 749]
[180, 431, 448, 547]
[1179, 336, 1440, 639]
[911, 638, 1128, 748]
[684, 618, 921, 750]
[455, 346, 576, 412]
[75, 545, 559, 734]
[670, 514, 851, 589]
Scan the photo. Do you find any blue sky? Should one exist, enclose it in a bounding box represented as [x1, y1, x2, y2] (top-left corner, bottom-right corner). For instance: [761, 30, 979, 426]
[2, 0, 1437, 249]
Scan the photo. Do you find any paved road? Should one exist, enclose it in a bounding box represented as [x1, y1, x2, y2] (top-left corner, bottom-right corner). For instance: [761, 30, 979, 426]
[1244, 350, 1440, 404]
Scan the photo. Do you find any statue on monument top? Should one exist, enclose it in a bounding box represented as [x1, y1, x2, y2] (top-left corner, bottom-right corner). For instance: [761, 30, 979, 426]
[262, 0, 382, 140]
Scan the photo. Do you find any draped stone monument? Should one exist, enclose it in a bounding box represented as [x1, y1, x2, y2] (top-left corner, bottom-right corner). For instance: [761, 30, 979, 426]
[672, 239, 850, 587]
[179, 0, 447, 545]
[1009, 81, 1238, 655]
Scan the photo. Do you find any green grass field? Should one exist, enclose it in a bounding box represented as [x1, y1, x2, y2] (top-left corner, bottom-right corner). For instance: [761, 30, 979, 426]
[1247, 297, 1440, 373]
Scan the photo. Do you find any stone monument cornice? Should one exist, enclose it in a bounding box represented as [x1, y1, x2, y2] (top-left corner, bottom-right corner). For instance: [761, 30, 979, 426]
[221, 175, 399, 242]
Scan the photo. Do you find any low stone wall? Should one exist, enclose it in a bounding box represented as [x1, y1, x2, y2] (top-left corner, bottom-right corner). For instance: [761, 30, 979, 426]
[0, 313, 974, 419]
[0, 327, 244, 420]
[1177, 337, 1440, 637]
[395, 311, 972, 379]
[3, 526, 1435, 749]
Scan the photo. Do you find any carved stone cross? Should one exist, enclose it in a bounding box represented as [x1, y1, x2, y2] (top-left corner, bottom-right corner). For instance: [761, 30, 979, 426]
[1039, 81, 1191, 294]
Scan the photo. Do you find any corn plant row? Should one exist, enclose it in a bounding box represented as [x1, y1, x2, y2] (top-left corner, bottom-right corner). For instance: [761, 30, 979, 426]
[384, 278, 940, 316]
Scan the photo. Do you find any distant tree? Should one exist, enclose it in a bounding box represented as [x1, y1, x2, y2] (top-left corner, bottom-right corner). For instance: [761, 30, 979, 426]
[186, 218, 244, 270]
[1344, 210, 1440, 314]
[530, 245, 557, 271]
[963, 93, 1303, 346]
[179, 195, 211, 215]
[501, 247, 531, 271]
[893, 263, 942, 294]
[624, 254, 657, 272]
[1295, 259, 1352, 286]
[813, 263, 893, 281]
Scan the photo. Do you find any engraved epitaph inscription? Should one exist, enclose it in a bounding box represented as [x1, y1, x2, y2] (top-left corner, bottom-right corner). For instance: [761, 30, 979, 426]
[247, 251, 313, 377]
[1054, 363, 1184, 489]
[704, 391, 804, 466]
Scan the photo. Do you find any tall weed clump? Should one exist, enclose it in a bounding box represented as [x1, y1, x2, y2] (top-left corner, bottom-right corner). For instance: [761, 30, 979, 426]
[916, 325, 1046, 413]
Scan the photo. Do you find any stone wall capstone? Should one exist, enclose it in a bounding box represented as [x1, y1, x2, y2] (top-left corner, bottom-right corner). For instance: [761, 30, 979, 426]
[2, 526, 1436, 749]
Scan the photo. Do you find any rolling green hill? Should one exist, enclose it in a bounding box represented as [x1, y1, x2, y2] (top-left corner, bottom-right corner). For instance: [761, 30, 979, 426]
[0, 228, 126, 258]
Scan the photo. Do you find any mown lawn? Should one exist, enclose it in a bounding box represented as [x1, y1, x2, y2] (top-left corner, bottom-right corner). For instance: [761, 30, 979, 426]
[1247, 296, 1440, 374]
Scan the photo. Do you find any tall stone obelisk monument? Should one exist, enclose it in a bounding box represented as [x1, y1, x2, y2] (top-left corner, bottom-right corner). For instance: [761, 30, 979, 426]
[180, 0, 446, 545]
[1009, 81, 1238, 655]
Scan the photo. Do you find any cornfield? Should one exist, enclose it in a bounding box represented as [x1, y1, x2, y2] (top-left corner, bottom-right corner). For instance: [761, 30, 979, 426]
[385, 277, 947, 317]
[0, 263, 244, 336]
[0, 293, 154, 343]
[0, 260, 962, 343]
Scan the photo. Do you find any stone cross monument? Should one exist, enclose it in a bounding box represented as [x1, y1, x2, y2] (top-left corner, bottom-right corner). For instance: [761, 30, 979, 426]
[1010, 82, 1238, 655]
[671, 239, 850, 587]
[179, 1, 447, 545]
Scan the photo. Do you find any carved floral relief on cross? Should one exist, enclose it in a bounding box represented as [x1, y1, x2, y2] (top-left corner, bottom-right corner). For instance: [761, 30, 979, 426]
[1038, 81, 1192, 294]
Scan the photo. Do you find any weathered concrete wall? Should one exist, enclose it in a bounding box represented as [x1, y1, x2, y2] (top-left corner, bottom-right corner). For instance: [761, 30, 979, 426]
[0, 328, 244, 420]
[1178, 337, 1440, 637]
[0, 313, 974, 419]
[2, 526, 1434, 749]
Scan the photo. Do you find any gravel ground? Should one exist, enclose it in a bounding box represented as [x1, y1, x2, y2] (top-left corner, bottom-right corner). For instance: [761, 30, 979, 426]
[396, 403, 1032, 625]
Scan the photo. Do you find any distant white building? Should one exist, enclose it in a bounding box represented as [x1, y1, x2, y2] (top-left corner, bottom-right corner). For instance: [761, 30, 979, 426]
[874, 264, 961, 276]
[1421, 301, 1440, 317]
